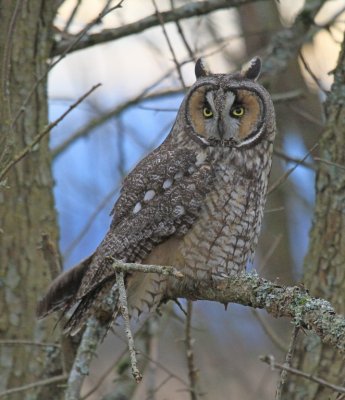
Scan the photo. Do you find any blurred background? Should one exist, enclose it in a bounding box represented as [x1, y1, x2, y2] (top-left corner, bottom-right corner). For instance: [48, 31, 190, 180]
[48, 0, 345, 398]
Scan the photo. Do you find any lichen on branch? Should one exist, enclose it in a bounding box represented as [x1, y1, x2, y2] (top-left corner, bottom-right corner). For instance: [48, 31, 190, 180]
[166, 270, 345, 353]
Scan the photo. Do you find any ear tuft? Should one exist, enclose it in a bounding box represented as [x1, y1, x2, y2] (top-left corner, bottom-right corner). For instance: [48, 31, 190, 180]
[241, 57, 262, 81]
[195, 58, 210, 79]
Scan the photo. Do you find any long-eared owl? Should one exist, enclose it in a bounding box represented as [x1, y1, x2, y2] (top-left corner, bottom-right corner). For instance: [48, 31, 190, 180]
[37, 57, 276, 334]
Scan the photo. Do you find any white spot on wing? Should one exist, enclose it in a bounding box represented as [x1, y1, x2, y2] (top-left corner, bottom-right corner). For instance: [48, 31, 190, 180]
[143, 189, 155, 202]
[196, 151, 207, 166]
[174, 171, 183, 180]
[163, 178, 173, 189]
[198, 136, 210, 145]
[133, 202, 142, 214]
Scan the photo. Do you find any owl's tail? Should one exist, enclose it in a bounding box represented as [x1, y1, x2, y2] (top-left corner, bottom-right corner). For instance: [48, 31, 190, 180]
[37, 255, 120, 337]
[36, 255, 93, 320]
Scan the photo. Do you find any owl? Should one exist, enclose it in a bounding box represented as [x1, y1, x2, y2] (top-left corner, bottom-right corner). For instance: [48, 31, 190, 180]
[37, 57, 276, 334]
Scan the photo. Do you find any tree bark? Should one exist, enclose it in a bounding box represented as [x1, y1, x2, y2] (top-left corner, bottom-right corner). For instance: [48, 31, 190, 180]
[0, 1, 63, 399]
[282, 32, 345, 400]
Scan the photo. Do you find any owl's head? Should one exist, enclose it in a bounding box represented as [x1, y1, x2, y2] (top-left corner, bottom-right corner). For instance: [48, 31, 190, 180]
[184, 57, 274, 148]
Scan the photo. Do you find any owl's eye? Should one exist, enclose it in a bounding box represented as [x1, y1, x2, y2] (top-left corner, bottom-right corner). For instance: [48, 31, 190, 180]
[203, 106, 213, 118]
[230, 106, 245, 118]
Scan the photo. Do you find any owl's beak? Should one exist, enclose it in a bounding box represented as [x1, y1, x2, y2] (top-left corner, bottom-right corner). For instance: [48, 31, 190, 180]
[217, 119, 226, 139]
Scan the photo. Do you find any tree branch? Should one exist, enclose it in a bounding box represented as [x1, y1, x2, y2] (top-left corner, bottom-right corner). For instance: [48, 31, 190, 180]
[260, 355, 345, 395]
[0, 83, 101, 182]
[65, 317, 106, 400]
[166, 271, 345, 353]
[115, 270, 142, 383]
[61, 261, 345, 395]
[0, 374, 67, 399]
[52, 0, 260, 56]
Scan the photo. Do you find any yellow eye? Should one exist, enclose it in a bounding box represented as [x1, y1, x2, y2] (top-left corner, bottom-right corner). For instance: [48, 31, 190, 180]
[203, 107, 213, 118]
[231, 106, 245, 118]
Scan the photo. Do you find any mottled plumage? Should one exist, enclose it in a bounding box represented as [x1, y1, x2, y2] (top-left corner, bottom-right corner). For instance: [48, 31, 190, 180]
[37, 57, 276, 335]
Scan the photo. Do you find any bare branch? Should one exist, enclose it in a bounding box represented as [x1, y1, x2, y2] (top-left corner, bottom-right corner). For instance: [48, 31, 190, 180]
[63, 185, 120, 261]
[314, 157, 345, 171]
[268, 142, 319, 195]
[111, 259, 183, 279]
[0, 83, 101, 182]
[185, 301, 199, 400]
[273, 149, 315, 170]
[115, 270, 142, 383]
[261, 0, 325, 77]
[275, 325, 299, 399]
[63, 0, 83, 33]
[51, 88, 182, 159]
[166, 270, 345, 353]
[11, 3, 122, 128]
[152, 0, 186, 89]
[66, 317, 107, 400]
[251, 310, 288, 353]
[0, 374, 67, 399]
[170, 0, 196, 61]
[299, 50, 327, 93]
[52, 0, 261, 56]
[260, 355, 345, 395]
[0, 340, 60, 348]
[26, 262, 345, 395]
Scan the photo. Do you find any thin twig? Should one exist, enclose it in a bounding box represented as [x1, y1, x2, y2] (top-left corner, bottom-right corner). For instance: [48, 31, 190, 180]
[63, 0, 83, 33]
[0, 374, 67, 398]
[299, 51, 327, 94]
[170, 0, 196, 61]
[0, 83, 101, 182]
[52, 88, 182, 159]
[314, 157, 345, 171]
[271, 89, 303, 103]
[274, 149, 315, 170]
[152, 0, 186, 89]
[144, 376, 173, 400]
[258, 234, 283, 273]
[185, 301, 199, 400]
[111, 259, 184, 279]
[140, 348, 189, 387]
[146, 317, 159, 400]
[115, 270, 142, 383]
[81, 325, 147, 400]
[53, 0, 257, 56]
[260, 355, 345, 395]
[287, 104, 324, 127]
[81, 351, 126, 400]
[268, 142, 319, 195]
[11, 1, 123, 127]
[63, 184, 120, 261]
[0, 340, 60, 348]
[265, 207, 285, 214]
[51, 42, 301, 161]
[251, 311, 288, 353]
[275, 325, 300, 399]
[138, 105, 178, 112]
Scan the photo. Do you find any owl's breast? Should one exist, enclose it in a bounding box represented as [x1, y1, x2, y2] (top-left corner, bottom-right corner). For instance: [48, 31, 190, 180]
[179, 164, 267, 279]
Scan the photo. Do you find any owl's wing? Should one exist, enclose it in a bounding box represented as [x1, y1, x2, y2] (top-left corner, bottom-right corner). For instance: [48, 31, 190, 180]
[76, 146, 213, 300]
[37, 145, 213, 330]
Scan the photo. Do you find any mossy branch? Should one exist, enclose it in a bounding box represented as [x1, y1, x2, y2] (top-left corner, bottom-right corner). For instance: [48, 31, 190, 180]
[166, 271, 345, 353]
